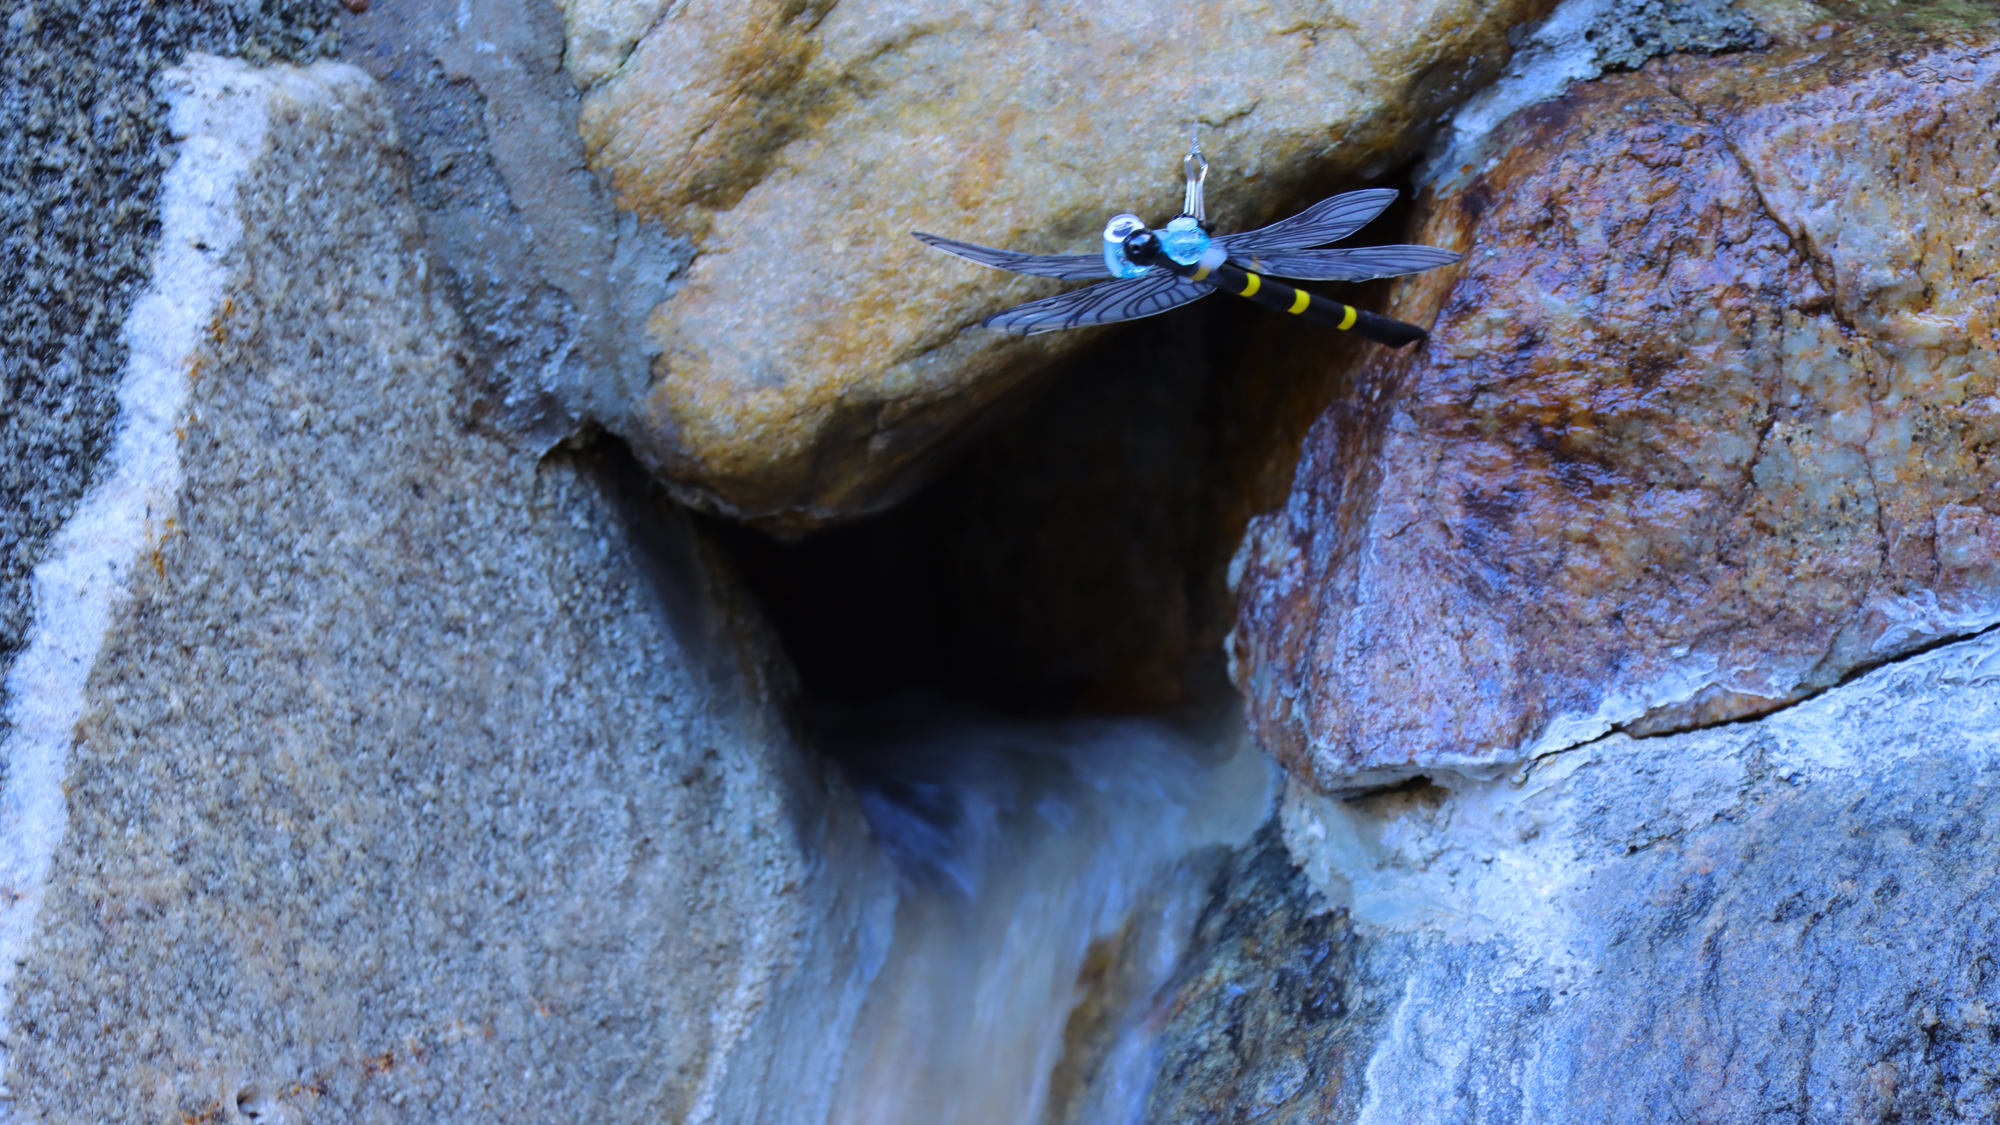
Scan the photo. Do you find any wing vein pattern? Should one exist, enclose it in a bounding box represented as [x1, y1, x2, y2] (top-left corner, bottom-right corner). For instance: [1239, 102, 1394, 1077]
[1221, 188, 1399, 254]
[980, 270, 1211, 334]
[911, 231, 1110, 280]
[1227, 245, 1463, 281]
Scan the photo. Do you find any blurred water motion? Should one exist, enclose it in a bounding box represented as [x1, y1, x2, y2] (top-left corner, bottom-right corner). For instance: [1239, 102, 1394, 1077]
[818, 701, 1274, 1125]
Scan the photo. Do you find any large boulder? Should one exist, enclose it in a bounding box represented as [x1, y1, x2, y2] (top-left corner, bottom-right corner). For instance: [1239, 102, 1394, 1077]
[1230, 13, 2000, 788]
[566, 0, 1567, 528]
[0, 57, 889, 1122]
[1148, 623, 2000, 1123]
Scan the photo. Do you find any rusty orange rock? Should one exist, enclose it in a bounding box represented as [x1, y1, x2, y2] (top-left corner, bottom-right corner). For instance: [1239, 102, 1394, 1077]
[1230, 18, 2000, 789]
[566, 0, 1558, 527]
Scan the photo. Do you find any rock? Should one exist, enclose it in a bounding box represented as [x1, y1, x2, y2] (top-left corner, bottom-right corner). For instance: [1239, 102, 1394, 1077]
[0, 56, 890, 1121]
[1280, 624, 2000, 1123]
[1423, 0, 1767, 186]
[1230, 14, 2000, 788]
[0, 0, 337, 756]
[707, 2, 1775, 717]
[569, 0, 1564, 528]
[1144, 624, 2000, 1123]
[1140, 824, 1372, 1125]
[339, 0, 689, 440]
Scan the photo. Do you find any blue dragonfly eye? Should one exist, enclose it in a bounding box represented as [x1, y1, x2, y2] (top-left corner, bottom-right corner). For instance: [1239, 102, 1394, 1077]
[1102, 213, 1151, 278]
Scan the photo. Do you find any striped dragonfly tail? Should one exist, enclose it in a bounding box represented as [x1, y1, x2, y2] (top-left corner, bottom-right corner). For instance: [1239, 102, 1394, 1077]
[1206, 262, 1426, 348]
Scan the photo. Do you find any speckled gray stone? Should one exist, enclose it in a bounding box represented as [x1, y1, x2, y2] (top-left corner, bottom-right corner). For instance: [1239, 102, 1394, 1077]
[0, 57, 890, 1123]
[1146, 625, 2000, 1123]
[0, 0, 335, 756]
[1421, 0, 1766, 190]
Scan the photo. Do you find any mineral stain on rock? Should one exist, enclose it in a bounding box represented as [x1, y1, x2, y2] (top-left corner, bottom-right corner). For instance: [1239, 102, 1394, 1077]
[1232, 12, 2000, 786]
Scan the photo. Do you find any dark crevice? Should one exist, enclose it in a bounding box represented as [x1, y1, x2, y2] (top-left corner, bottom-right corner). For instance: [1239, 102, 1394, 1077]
[1340, 774, 1443, 805]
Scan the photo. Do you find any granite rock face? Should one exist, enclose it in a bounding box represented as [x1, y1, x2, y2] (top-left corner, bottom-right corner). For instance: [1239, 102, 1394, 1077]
[0, 0, 335, 757]
[568, 0, 1563, 528]
[0, 57, 889, 1122]
[1231, 14, 2000, 788]
[1147, 625, 2000, 1123]
[1267, 624, 2000, 1124]
[338, 0, 689, 440]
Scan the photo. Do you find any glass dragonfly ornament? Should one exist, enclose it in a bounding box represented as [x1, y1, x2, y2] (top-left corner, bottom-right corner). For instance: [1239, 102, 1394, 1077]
[913, 137, 1460, 347]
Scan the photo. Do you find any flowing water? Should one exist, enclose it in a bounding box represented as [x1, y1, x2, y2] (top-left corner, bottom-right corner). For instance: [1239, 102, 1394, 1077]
[817, 701, 1275, 1125]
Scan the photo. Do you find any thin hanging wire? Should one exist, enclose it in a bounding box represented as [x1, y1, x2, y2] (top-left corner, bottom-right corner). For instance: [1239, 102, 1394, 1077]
[1180, 0, 1208, 221]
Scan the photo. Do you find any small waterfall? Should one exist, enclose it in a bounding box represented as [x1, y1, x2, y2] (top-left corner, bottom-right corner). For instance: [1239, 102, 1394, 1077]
[819, 701, 1275, 1125]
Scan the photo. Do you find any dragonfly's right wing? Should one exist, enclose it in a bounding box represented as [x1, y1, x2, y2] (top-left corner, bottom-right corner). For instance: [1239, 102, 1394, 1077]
[912, 231, 1110, 280]
[1222, 188, 1399, 254]
[980, 270, 1211, 334]
[1229, 245, 1463, 281]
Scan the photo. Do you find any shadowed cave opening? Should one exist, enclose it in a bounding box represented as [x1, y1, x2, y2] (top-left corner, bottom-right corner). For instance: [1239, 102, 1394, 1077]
[707, 257, 1407, 720]
[701, 167, 1425, 721]
[701, 298, 1262, 718]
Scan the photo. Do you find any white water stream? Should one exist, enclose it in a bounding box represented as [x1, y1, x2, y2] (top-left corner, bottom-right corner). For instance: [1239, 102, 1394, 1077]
[819, 703, 1275, 1125]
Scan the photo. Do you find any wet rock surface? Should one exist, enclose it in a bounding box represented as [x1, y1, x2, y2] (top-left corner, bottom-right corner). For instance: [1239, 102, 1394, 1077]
[1232, 13, 2000, 786]
[1141, 825, 1372, 1125]
[573, 0, 1562, 528]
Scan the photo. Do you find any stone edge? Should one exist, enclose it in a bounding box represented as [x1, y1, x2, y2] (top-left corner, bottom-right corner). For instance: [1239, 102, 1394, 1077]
[0, 55, 376, 1098]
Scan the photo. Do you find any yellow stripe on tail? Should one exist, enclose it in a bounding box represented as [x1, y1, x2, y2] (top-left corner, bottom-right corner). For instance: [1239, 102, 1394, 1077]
[1337, 304, 1357, 330]
[1288, 289, 1310, 315]
[1240, 272, 1261, 297]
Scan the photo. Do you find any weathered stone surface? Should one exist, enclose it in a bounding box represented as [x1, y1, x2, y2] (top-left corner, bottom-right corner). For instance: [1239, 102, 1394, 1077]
[1422, 0, 1767, 187]
[0, 0, 335, 757]
[1140, 825, 1371, 1125]
[0, 57, 890, 1121]
[1231, 15, 2000, 787]
[1143, 624, 2000, 1123]
[336, 0, 691, 442]
[1289, 625, 2000, 1123]
[569, 0, 1563, 528]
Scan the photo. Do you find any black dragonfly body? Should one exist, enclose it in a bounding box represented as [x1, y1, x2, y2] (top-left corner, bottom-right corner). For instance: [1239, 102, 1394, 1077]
[913, 138, 1460, 348]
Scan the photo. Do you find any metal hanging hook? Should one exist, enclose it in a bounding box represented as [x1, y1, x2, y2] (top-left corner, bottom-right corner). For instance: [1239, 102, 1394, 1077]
[1182, 124, 1209, 222]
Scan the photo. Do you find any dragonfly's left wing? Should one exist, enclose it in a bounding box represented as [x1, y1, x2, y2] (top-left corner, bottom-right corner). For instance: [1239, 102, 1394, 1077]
[912, 231, 1110, 280]
[1221, 188, 1398, 254]
[981, 270, 1211, 334]
[1228, 245, 1463, 282]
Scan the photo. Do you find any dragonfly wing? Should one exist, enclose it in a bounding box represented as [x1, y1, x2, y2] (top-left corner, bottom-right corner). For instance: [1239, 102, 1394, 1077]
[980, 271, 1211, 335]
[912, 231, 1110, 280]
[1229, 245, 1464, 282]
[1221, 188, 1399, 254]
